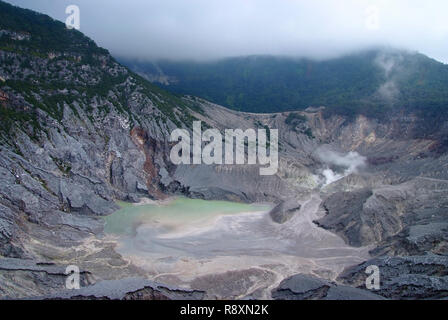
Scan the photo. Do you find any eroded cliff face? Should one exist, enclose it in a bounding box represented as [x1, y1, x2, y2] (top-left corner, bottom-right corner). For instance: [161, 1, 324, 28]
[303, 112, 448, 299]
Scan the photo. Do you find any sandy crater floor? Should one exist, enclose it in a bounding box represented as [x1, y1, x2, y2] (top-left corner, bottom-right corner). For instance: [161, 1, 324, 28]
[103, 196, 371, 299]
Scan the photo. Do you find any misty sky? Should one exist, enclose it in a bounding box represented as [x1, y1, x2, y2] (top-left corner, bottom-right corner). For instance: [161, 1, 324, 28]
[4, 0, 448, 63]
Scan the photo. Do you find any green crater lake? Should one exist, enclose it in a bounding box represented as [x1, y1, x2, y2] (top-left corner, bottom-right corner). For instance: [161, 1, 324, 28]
[103, 197, 271, 237]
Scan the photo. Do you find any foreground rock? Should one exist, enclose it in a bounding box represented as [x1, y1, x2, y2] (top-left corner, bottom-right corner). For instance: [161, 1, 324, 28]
[272, 274, 384, 300]
[36, 278, 205, 300]
[0, 258, 94, 298]
[338, 254, 448, 300]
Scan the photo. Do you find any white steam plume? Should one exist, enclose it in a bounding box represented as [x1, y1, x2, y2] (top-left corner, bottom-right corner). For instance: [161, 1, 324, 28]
[374, 52, 403, 101]
[316, 148, 367, 186]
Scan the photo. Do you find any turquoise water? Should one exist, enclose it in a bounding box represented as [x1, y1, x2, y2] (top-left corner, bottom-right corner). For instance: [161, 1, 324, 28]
[103, 197, 271, 236]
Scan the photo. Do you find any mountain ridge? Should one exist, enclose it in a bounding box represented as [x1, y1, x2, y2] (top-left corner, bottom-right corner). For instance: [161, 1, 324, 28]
[120, 49, 448, 125]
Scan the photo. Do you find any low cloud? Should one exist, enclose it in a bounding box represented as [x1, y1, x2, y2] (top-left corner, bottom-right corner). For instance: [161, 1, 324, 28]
[5, 0, 448, 62]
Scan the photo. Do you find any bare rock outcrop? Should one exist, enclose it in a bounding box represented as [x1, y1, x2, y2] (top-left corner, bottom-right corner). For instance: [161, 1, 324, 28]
[38, 278, 205, 300]
[269, 199, 301, 224]
[338, 255, 448, 299]
[272, 274, 384, 300]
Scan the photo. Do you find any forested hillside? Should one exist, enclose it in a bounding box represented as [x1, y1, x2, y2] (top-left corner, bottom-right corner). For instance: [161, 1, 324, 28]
[121, 51, 448, 122]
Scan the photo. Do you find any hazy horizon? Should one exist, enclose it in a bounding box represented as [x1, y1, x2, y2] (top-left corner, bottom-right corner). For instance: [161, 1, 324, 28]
[4, 0, 448, 64]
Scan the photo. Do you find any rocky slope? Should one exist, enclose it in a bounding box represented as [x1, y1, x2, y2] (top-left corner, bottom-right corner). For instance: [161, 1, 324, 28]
[0, 1, 447, 299]
[271, 274, 385, 300]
